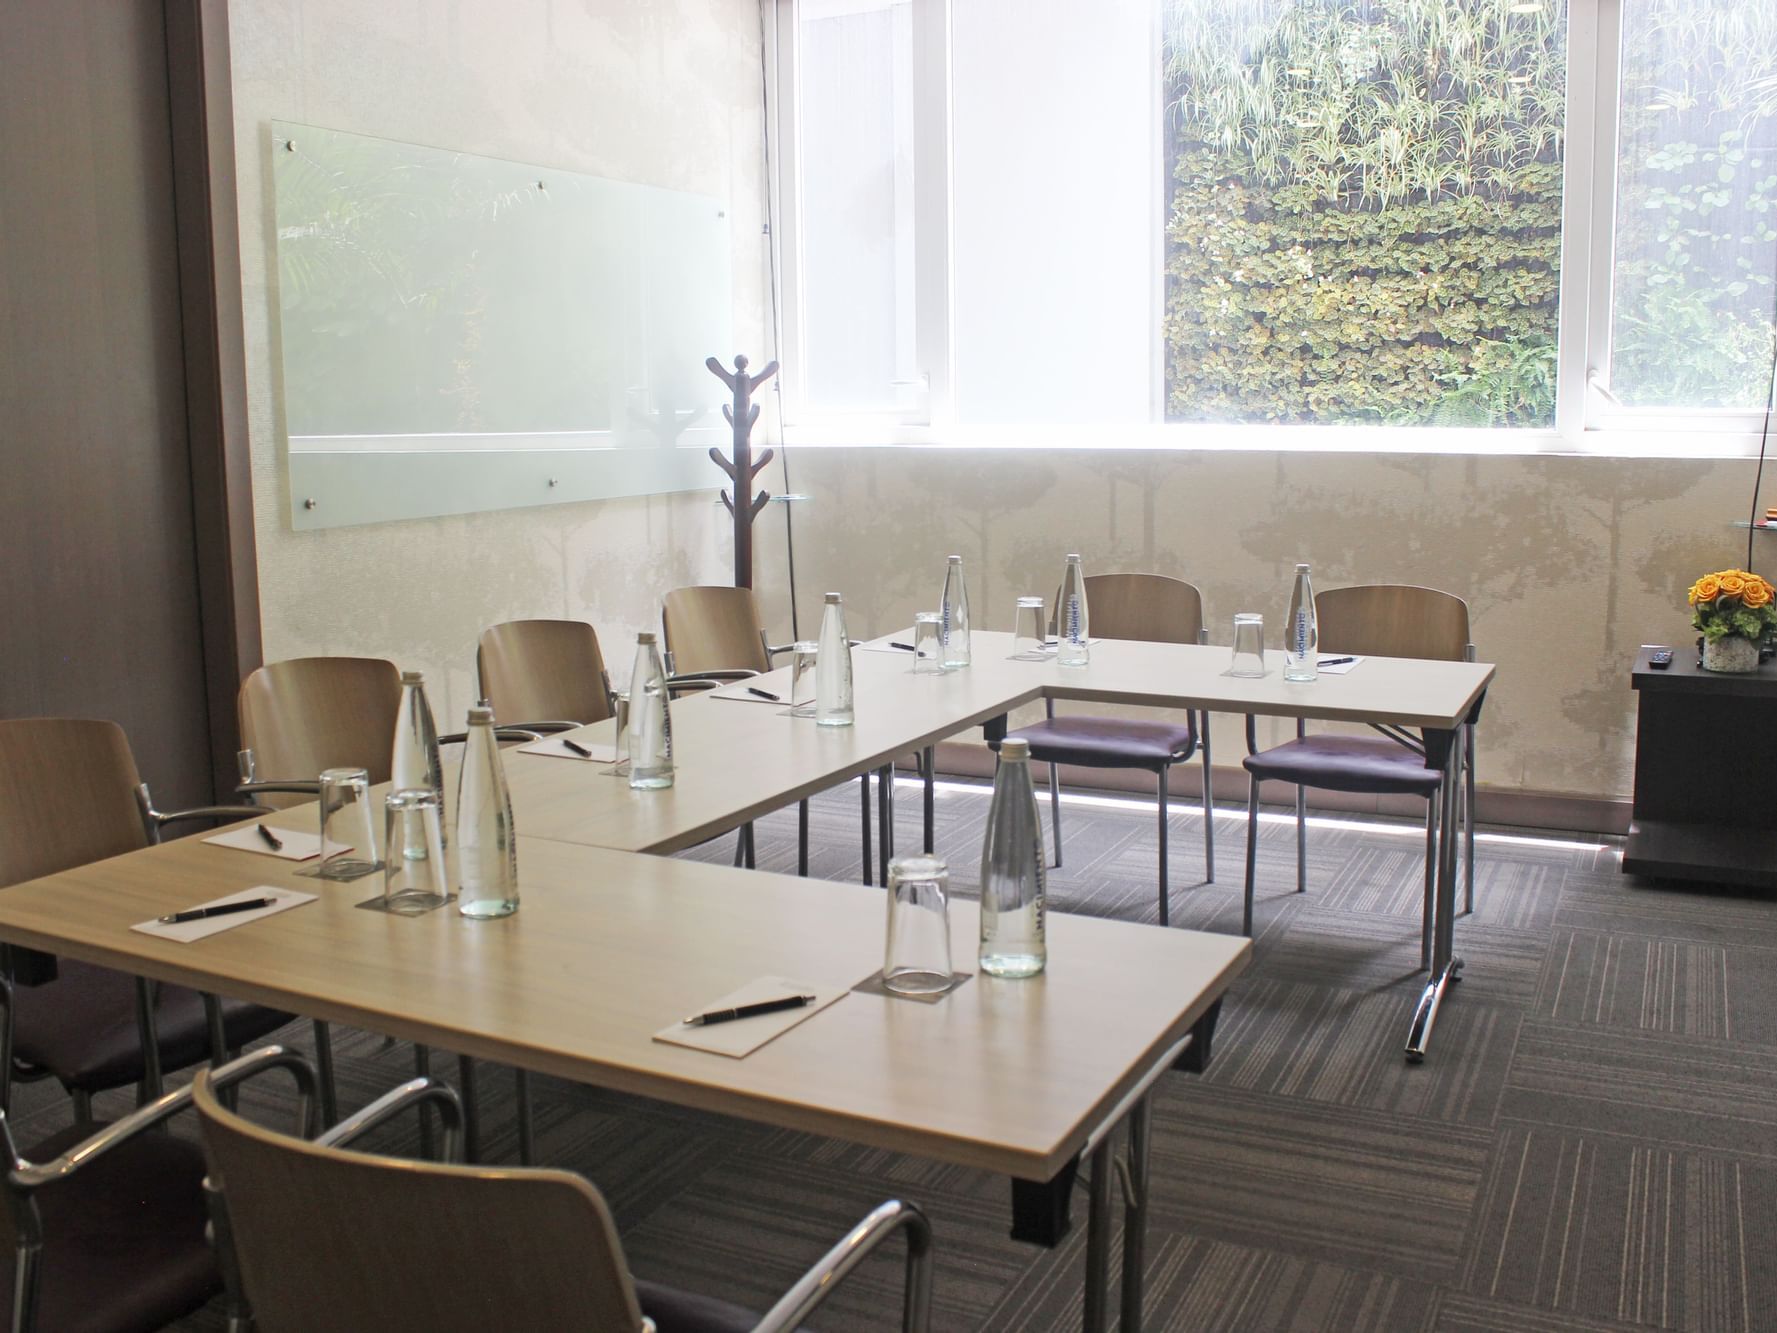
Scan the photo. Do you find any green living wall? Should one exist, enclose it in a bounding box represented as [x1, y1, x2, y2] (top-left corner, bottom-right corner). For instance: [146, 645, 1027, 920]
[1162, 0, 1777, 427]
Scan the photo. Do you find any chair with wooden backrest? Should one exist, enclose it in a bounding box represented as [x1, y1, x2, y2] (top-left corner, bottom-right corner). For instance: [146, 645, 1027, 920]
[1004, 574, 1215, 926]
[235, 656, 403, 806]
[195, 1062, 936, 1333]
[0, 719, 331, 1126]
[662, 586, 856, 879]
[1240, 584, 1477, 958]
[477, 619, 613, 734]
[0, 1044, 320, 1333]
[236, 655, 530, 1161]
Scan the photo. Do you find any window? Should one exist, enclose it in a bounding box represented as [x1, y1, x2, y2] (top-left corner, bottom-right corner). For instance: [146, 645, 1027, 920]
[1164, 0, 1566, 428]
[771, 0, 1777, 450]
[1604, 0, 1777, 413]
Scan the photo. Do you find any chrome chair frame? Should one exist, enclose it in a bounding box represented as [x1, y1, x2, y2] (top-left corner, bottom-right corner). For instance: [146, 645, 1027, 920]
[0, 1044, 321, 1333]
[1240, 642, 1479, 962]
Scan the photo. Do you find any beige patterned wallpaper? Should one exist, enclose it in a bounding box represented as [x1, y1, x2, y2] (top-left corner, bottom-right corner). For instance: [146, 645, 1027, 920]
[764, 449, 1760, 801]
[230, 0, 769, 728]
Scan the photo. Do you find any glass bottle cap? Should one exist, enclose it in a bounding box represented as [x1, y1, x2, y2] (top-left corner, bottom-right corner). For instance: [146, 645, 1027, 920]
[637, 631, 656, 644]
[1000, 738, 1031, 761]
[824, 592, 843, 603]
[400, 670, 424, 684]
[467, 706, 494, 725]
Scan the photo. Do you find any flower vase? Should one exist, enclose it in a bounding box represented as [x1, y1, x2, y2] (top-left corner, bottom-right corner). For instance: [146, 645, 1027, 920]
[1701, 635, 1760, 673]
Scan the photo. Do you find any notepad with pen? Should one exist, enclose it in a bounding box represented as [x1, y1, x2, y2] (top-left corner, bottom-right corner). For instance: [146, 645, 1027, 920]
[653, 975, 851, 1058]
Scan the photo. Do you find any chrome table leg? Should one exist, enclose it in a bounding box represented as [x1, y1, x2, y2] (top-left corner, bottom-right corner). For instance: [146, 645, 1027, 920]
[1120, 1096, 1152, 1332]
[1406, 730, 1465, 1061]
[1082, 1135, 1113, 1333]
[922, 745, 936, 854]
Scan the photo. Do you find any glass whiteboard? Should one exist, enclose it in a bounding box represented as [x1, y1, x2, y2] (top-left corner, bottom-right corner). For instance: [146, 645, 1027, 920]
[272, 121, 733, 529]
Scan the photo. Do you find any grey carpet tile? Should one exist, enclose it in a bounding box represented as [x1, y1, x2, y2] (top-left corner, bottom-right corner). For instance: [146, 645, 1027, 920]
[1204, 977, 1520, 1127]
[1459, 1122, 1777, 1331]
[1141, 1083, 1492, 1280]
[1500, 1020, 1777, 1159]
[0, 778, 1746, 1330]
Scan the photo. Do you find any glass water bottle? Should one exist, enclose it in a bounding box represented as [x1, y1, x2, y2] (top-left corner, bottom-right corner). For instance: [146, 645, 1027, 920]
[391, 671, 445, 858]
[815, 593, 855, 727]
[455, 706, 518, 919]
[978, 738, 1047, 978]
[940, 555, 972, 669]
[1058, 553, 1090, 667]
[628, 632, 674, 789]
[1284, 562, 1319, 682]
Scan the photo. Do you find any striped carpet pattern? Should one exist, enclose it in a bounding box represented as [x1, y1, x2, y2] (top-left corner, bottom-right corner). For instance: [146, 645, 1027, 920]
[15, 777, 1774, 1330]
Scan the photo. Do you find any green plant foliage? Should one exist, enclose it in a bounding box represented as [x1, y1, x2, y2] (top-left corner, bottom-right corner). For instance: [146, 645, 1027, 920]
[1161, 0, 1777, 426]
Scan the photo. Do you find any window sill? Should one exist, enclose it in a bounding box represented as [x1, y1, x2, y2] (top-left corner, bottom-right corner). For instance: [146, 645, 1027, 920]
[780, 419, 1772, 460]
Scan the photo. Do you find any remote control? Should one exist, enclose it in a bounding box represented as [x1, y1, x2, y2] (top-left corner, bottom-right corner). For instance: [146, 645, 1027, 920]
[1649, 649, 1673, 669]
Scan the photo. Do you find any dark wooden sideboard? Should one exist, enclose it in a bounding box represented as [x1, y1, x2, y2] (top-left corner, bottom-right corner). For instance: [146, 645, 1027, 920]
[1624, 645, 1777, 888]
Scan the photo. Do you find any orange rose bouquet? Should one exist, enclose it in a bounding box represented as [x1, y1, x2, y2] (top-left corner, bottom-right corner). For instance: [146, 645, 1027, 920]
[1689, 568, 1777, 644]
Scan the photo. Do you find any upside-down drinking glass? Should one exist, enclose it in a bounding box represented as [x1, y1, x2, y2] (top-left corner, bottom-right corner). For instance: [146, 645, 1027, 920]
[317, 767, 378, 880]
[1012, 597, 1047, 660]
[1231, 613, 1266, 678]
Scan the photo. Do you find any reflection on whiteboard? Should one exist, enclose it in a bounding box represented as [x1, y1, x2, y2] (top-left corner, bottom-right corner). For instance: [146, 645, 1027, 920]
[272, 121, 733, 526]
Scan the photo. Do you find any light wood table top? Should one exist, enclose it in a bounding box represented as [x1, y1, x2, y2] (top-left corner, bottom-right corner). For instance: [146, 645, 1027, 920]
[0, 831, 1248, 1181]
[496, 631, 1494, 854]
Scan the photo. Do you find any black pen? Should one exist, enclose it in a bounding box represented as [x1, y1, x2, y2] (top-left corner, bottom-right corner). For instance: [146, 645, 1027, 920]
[562, 737, 595, 758]
[159, 897, 279, 925]
[888, 641, 917, 651]
[1317, 657, 1355, 667]
[683, 994, 817, 1027]
[256, 823, 284, 851]
[747, 686, 781, 701]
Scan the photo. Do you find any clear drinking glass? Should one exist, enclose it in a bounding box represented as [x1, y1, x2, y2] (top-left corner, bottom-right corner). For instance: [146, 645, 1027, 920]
[884, 855, 953, 996]
[1231, 613, 1266, 678]
[606, 691, 630, 774]
[317, 767, 378, 880]
[382, 789, 449, 914]
[1012, 597, 1047, 659]
[912, 612, 944, 674]
[789, 641, 820, 718]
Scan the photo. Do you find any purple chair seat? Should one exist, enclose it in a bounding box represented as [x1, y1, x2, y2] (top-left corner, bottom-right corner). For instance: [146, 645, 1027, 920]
[0, 1118, 217, 1333]
[1242, 734, 1441, 796]
[1007, 716, 1198, 770]
[11, 960, 292, 1095]
[635, 1279, 761, 1332]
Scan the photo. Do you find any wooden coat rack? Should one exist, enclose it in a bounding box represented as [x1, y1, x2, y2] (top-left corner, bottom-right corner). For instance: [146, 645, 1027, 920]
[706, 353, 780, 589]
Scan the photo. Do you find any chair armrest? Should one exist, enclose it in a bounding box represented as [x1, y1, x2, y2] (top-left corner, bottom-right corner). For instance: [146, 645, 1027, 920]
[4, 1046, 319, 1190]
[669, 669, 759, 683]
[314, 1077, 464, 1163]
[235, 779, 323, 801]
[152, 804, 280, 830]
[665, 678, 728, 697]
[751, 1199, 934, 1333]
[494, 720, 584, 735]
[438, 728, 542, 746]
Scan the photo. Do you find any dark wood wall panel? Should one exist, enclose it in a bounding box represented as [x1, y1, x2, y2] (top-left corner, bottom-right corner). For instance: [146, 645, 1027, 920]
[0, 1, 216, 810]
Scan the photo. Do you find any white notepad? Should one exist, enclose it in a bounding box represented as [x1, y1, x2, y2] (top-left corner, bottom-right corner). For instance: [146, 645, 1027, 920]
[653, 975, 852, 1058]
[1316, 656, 1365, 675]
[131, 886, 315, 943]
[518, 735, 617, 762]
[203, 824, 326, 862]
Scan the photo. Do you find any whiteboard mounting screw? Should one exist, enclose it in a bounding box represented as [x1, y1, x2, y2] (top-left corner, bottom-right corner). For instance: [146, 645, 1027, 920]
[303, 498, 317, 509]
[547, 478, 559, 487]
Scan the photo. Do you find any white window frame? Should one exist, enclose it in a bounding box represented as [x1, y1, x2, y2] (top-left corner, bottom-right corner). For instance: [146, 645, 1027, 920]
[768, 0, 1776, 458]
[769, 0, 953, 430]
